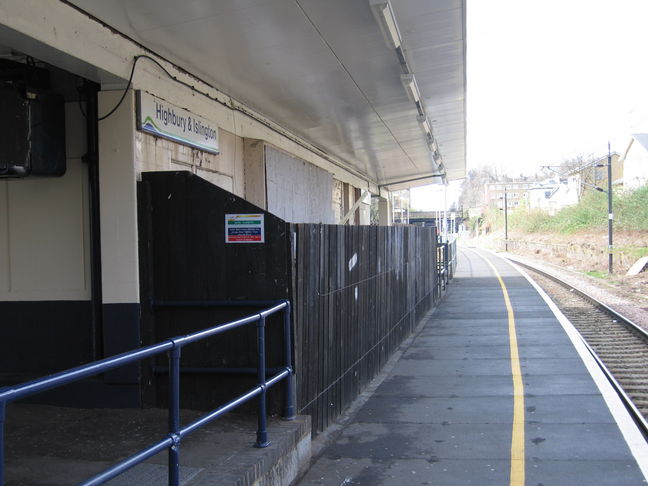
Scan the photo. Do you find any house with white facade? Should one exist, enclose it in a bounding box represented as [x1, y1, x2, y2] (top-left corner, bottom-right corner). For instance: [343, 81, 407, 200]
[620, 134, 648, 190]
[528, 176, 580, 214]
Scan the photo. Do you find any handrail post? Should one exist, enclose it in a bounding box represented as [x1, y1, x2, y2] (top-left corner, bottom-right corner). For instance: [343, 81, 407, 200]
[282, 302, 296, 420]
[168, 345, 181, 486]
[434, 238, 439, 302]
[443, 243, 449, 285]
[255, 315, 270, 448]
[0, 400, 6, 486]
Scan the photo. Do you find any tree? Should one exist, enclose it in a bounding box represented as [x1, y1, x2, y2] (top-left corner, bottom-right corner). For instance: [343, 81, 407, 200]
[458, 166, 498, 209]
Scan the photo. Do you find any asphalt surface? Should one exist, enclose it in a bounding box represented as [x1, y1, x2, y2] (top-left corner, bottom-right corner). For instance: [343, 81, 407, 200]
[297, 247, 647, 486]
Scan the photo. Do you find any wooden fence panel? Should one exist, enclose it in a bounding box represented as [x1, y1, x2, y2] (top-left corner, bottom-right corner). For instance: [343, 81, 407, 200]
[292, 224, 439, 435]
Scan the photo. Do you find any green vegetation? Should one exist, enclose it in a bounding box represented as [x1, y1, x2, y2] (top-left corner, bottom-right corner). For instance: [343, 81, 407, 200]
[586, 270, 607, 279]
[618, 185, 648, 231]
[480, 186, 648, 234]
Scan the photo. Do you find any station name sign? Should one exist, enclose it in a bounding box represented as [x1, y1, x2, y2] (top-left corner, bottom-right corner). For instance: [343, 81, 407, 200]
[136, 90, 219, 154]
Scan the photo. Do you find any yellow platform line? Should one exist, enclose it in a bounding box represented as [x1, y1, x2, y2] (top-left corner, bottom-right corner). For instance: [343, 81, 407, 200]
[478, 251, 525, 486]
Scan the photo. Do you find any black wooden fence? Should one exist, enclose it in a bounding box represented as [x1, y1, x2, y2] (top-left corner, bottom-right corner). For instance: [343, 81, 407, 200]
[138, 171, 291, 412]
[291, 224, 439, 434]
[138, 172, 446, 435]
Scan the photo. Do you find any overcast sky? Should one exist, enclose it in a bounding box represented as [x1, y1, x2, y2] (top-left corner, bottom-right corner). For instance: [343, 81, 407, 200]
[467, 0, 648, 173]
[412, 0, 648, 210]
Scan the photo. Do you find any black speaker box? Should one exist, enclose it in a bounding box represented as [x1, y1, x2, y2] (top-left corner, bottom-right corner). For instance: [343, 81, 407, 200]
[0, 86, 66, 178]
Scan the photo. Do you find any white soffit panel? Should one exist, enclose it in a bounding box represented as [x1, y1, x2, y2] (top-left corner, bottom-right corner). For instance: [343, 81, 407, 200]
[66, 0, 466, 187]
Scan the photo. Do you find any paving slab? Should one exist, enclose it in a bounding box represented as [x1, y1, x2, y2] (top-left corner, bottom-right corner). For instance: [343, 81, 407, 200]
[524, 394, 616, 424]
[522, 374, 602, 396]
[519, 357, 591, 375]
[525, 423, 638, 461]
[526, 459, 644, 486]
[323, 422, 512, 460]
[301, 456, 512, 486]
[354, 395, 514, 425]
[374, 374, 513, 398]
[404, 343, 580, 360]
[391, 357, 515, 377]
[407, 333, 511, 346]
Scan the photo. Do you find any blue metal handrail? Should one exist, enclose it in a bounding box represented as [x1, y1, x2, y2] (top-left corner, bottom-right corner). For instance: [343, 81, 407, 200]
[447, 237, 457, 279]
[437, 242, 449, 291]
[0, 299, 295, 486]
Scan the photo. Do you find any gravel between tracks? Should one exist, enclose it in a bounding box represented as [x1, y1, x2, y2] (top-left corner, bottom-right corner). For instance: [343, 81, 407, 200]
[494, 250, 648, 333]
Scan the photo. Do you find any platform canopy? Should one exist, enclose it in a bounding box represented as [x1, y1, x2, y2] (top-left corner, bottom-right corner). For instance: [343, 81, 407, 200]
[69, 0, 466, 189]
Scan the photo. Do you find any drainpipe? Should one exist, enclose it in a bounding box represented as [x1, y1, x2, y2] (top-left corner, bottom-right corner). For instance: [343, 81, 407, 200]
[83, 80, 104, 359]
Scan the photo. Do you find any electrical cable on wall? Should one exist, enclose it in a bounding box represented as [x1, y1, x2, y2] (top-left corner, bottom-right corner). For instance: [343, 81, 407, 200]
[94, 54, 370, 185]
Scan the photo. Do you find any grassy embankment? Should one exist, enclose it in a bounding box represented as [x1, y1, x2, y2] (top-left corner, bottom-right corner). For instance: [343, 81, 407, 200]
[470, 186, 648, 273]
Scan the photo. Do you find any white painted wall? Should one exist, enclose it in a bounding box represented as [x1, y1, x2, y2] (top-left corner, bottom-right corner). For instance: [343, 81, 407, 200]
[135, 122, 244, 197]
[528, 177, 580, 215]
[98, 90, 139, 304]
[265, 146, 334, 224]
[623, 136, 648, 191]
[0, 103, 91, 301]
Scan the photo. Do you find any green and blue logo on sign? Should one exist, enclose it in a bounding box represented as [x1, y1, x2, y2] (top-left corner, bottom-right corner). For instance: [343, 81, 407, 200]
[136, 91, 219, 154]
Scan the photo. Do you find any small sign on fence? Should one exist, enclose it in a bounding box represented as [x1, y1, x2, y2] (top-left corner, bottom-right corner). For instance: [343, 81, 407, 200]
[225, 214, 265, 243]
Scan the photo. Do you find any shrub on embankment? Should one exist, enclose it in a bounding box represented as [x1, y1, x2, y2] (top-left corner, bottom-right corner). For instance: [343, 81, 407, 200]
[481, 185, 648, 234]
[468, 186, 648, 272]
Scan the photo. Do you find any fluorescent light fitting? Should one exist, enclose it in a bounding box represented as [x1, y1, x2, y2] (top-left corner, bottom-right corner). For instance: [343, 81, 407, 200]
[370, 0, 402, 49]
[417, 115, 431, 136]
[427, 151, 445, 177]
[427, 138, 439, 154]
[400, 74, 420, 104]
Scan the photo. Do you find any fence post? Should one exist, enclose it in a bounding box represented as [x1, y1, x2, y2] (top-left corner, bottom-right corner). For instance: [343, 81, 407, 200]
[434, 238, 439, 301]
[168, 345, 181, 486]
[444, 245, 448, 287]
[283, 302, 296, 420]
[255, 315, 270, 448]
[444, 243, 449, 285]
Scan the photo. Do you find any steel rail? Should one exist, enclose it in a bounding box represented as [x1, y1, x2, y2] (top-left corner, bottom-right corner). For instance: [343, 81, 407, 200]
[505, 255, 648, 439]
[505, 256, 648, 340]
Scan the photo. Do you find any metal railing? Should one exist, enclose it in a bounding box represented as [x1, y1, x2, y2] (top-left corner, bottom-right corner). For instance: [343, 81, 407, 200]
[437, 241, 449, 294]
[0, 300, 295, 486]
[447, 237, 458, 279]
[436, 236, 457, 296]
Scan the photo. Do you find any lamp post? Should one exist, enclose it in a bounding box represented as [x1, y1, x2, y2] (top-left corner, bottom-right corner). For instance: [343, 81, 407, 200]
[607, 143, 613, 274]
[594, 143, 614, 274]
[498, 188, 508, 252]
[504, 189, 508, 252]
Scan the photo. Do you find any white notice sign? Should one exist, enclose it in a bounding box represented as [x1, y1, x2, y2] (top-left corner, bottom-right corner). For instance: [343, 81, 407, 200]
[225, 214, 265, 244]
[136, 90, 219, 154]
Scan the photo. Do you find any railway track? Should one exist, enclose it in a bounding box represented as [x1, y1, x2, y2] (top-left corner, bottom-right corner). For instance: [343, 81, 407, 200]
[506, 257, 648, 439]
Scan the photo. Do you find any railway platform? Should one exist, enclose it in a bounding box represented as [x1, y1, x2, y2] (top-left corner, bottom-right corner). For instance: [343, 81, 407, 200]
[297, 247, 648, 485]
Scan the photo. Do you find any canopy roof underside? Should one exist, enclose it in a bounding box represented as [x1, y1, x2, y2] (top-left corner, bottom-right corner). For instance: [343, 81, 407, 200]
[69, 0, 466, 188]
